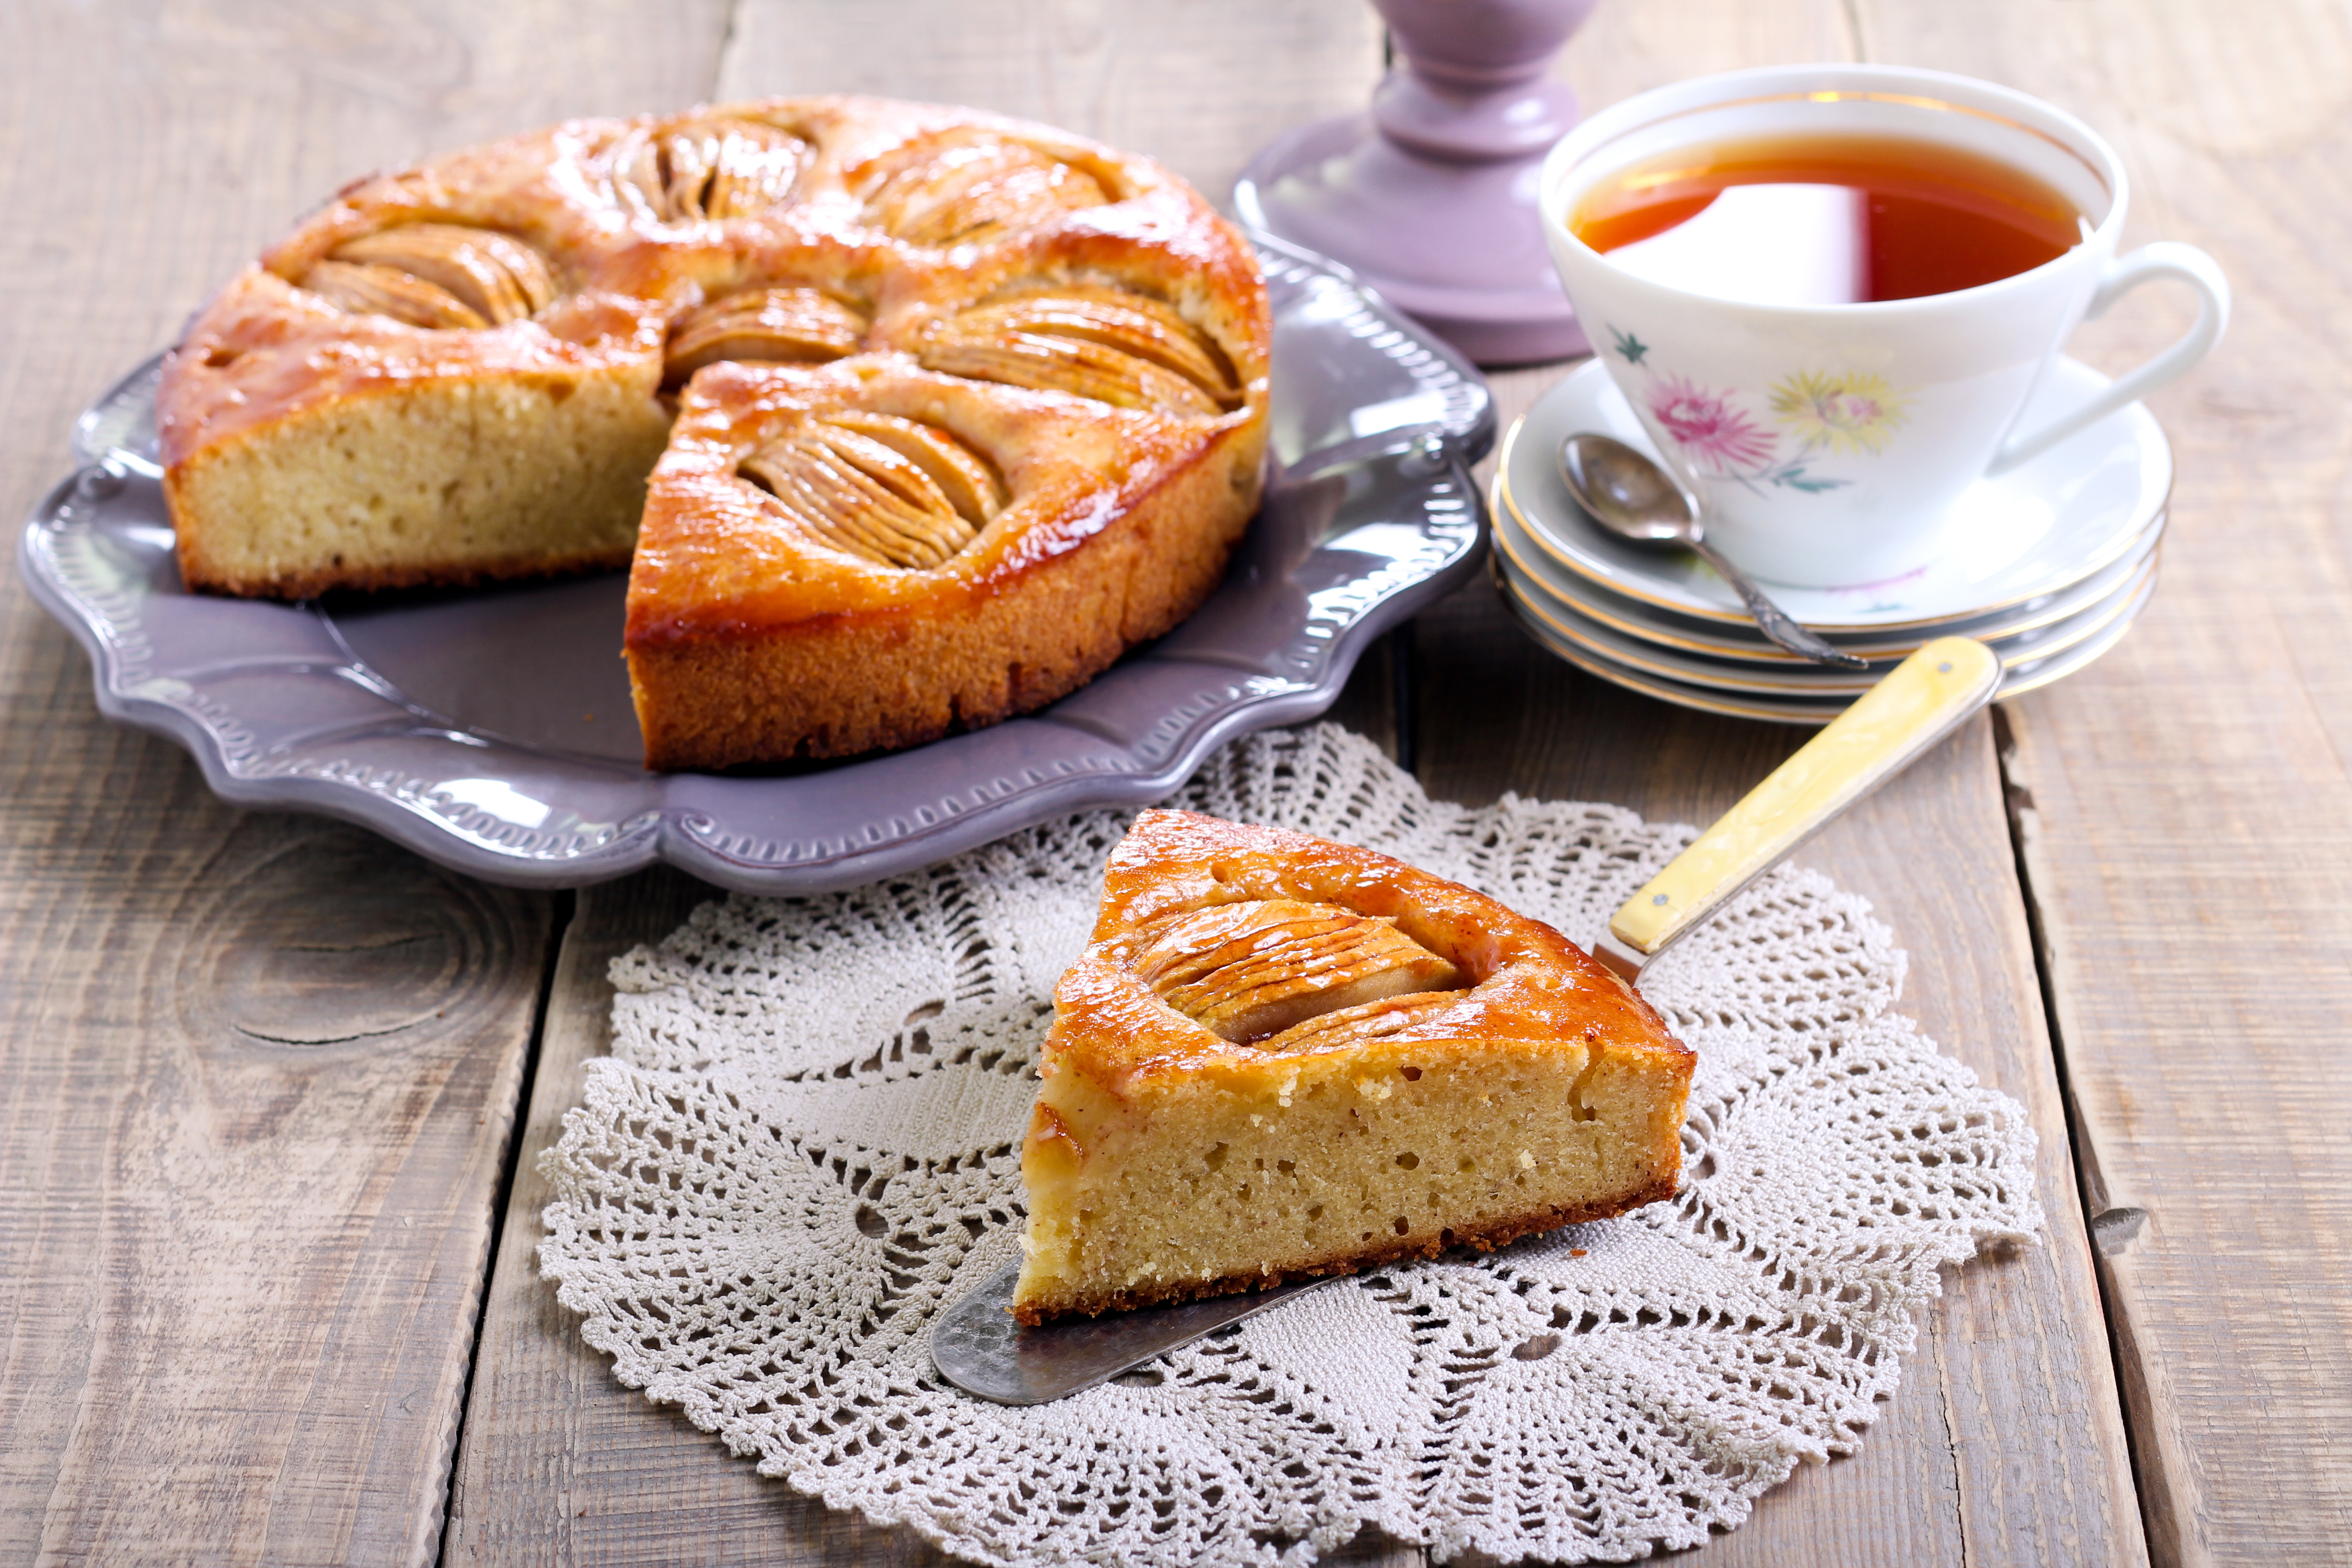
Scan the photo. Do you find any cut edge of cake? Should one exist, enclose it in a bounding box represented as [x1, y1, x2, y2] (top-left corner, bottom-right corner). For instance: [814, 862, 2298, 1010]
[166, 349, 670, 599]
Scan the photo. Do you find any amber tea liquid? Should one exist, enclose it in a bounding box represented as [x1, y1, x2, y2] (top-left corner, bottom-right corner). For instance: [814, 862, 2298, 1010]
[1571, 132, 2085, 305]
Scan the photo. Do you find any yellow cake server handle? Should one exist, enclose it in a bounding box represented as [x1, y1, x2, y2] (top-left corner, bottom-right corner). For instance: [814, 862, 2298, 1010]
[1589, 636, 2003, 984]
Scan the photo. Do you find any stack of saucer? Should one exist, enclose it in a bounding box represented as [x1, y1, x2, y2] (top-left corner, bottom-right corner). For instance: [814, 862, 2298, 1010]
[1490, 359, 2171, 723]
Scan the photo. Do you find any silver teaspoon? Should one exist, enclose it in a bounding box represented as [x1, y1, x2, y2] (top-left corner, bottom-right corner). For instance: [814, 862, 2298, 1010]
[1558, 433, 1868, 671]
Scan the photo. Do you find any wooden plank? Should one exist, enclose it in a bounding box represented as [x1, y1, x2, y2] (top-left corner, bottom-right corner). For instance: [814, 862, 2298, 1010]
[1846, 2, 2352, 1562]
[441, 868, 967, 1566]
[446, 5, 1418, 1563]
[712, 0, 1384, 205]
[0, 3, 730, 1562]
[1553, 0, 1857, 110]
[0, 804, 555, 1565]
[1406, 209, 2143, 1568]
[1417, 8, 2153, 1556]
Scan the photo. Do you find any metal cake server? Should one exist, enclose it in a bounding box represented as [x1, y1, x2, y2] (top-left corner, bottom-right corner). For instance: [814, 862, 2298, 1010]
[931, 1261, 1329, 1405]
[931, 637, 2002, 1403]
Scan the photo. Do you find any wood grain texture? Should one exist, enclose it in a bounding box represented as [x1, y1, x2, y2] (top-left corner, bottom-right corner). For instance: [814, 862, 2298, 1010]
[0, 808, 553, 1565]
[714, 0, 1384, 206]
[1411, 313, 2143, 1563]
[441, 868, 965, 1568]
[0, 3, 727, 1561]
[1847, 2, 2352, 1562]
[1552, 0, 1856, 112]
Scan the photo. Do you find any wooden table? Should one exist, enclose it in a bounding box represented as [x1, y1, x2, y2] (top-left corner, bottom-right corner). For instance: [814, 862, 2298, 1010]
[1, 2, 2338, 1563]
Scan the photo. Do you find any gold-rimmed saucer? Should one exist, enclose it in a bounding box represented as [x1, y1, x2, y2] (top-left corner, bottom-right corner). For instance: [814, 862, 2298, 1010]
[1498, 356, 2172, 634]
[1491, 491, 2165, 666]
[1496, 561, 2159, 724]
[1496, 543, 2159, 696]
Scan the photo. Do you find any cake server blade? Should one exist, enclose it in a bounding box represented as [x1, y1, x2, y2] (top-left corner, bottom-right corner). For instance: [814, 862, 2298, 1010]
[930, 1260, 1331, 1405]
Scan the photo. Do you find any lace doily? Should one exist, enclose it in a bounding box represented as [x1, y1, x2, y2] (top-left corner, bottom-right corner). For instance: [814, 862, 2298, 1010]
[539, 725, 2041, 1566]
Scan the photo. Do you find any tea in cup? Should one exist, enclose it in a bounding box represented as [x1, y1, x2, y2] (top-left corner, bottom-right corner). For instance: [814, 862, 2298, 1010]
[1538, 64, 2228, 589]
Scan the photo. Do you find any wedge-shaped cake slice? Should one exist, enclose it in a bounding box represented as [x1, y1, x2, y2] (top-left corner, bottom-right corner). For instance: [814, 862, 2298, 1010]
[1013, 810, 1695, 1323]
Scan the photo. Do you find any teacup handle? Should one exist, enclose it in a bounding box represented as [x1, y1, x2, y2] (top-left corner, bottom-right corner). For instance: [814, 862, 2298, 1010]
[1985, 241, 2230, 476]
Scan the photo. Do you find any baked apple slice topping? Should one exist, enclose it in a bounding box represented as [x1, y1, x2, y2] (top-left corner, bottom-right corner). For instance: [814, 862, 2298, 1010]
[1129, 898, 1464, 1045]
[664, 288, 868, 385]
[616, 115, 809, 223]
[737, 411, 1004, 570]
[859, 135, 1109, 246]
[299, 223, 557, 330]
[918, 284, 1241, 416]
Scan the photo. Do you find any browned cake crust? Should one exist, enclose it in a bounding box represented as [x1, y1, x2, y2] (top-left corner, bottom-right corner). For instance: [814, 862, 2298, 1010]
[155, 97, 1271, 767]
[1012, 811, 1696, 1324]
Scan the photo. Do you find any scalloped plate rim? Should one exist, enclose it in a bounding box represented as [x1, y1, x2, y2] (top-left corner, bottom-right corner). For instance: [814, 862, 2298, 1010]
[22, 236, 1493, 893]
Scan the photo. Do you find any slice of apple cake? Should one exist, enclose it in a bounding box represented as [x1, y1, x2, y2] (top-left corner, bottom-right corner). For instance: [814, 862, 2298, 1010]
[1012, 810, 1695, 1323]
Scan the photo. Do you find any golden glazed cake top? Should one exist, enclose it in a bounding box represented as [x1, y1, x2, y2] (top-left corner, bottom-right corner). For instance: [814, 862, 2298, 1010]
[625, 196, 1268, 644]
[157, 96, 1269, 476]
[1044, 810, 1690, 1098]
[627, 355, 1249, 644]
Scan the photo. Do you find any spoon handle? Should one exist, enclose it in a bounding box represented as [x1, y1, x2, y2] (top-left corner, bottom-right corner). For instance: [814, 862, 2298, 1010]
[1689, 539, 1870, 670]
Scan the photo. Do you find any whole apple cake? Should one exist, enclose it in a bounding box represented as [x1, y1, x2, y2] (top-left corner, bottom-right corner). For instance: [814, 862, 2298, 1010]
[155, 98, 1269, 766]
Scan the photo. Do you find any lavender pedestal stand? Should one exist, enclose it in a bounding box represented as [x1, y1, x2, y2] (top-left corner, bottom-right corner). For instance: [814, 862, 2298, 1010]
[1235, 0, 1597, 366]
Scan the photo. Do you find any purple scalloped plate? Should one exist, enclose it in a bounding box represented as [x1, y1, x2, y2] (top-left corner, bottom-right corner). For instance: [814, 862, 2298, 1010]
[18, 237, 1493, 892]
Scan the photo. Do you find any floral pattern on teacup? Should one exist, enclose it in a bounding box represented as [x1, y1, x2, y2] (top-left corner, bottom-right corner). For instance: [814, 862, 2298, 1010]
[1607, 324, 1913, 496]
[1647, 374, 1778, 471]
[1769, 370, 1912, 456]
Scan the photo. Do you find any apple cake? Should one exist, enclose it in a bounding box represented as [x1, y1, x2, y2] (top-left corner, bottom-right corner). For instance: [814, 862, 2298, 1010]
[1012, 810, 1696, 1324]
[153, 98, 1270, 765]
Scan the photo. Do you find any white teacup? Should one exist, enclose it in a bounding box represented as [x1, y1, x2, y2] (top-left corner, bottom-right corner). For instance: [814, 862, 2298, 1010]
[1538, 64, 2229, 590]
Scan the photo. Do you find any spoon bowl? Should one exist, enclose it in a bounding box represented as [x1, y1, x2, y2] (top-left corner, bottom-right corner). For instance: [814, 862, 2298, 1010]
[1560, 434, 1696, 545]
[1558, 434, 1868, 670]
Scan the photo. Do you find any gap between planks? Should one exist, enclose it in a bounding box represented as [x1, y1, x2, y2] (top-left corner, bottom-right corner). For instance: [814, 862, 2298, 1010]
[436, 889, 579, 1567]
[1989, 704, 2169, 1564]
